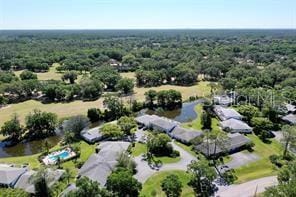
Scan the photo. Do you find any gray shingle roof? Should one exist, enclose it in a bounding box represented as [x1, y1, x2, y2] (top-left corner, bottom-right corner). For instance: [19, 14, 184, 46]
[60, 184, 77, 197]
[282, 114, 296, 125]
[170, 126, 203, 143]
[221, 118, 252, 133]
[214, 95, 233, 106]
[14, 169, 65, 193]
[78, 141, 130, 186]
[80, 126, 104, 143]
[0, 164, 28, 186]
[150, 118, 179, 133]
[286, 104, 296, 113]
[195, 133, 251, 156]
[214, 105, 242, 121]
[135, 115, 159, 127]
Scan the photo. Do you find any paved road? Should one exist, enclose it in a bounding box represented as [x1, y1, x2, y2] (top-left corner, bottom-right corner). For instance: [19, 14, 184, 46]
[224, 152, 260, 169]
[216, 176, 278, 197]
[134, 141, 196, 183]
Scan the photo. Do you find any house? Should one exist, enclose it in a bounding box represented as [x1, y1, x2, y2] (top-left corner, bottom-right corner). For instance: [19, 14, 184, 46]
[78, 141, 130, 186]
[214, 105, 243, 121]
[0, 164, 28, 187]
[135, 115, 160, 128]
[282, 114, 296, 125]
[150, 117, 179, 133]
[195, 133, 251, 157]
[285, 104, 296, 114]
[109, 59, 121, 67]
[170, 126, 203, 144]
[80, 126, 104, 143]
[220, 118, 252, 133]
[14, 169, 65, 194]
[213, 95, 233, 106]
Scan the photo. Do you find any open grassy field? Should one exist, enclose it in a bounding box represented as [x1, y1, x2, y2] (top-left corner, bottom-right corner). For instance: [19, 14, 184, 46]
[140, 170, 194, 197]
[0, 80, 211, 126]
[234, 134, 283, 183]
[120, 72, 136, 79]
[132, 81, 211, 102]
[14, 63, 63, 81]
[0, 99, 104, 126]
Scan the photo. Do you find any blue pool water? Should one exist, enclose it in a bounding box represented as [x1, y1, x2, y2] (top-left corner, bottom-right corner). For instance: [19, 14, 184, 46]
[49, 151, 69, 161]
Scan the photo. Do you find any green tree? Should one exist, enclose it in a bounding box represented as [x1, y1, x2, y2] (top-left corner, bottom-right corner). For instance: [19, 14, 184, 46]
[0, 113, 23, 141]
[281, 125, 296, 158]
[117, 116, 137, 135]
[237, 104, 260, 122]
[116, 152, 137, 174]
[91, 66, 121, 90]
[116, 78, 134, 94]
[264, 161, 296, 197]
[87, 108, 102, 123]
[251, 117, 273, 140]
[29, 168, 51, 197]
[25, 110, 58, 139]
[62, 71, 78, 84]
[79, 77, 103, 99]
[161, 174, 182, 197]
[67, 176, 112, 197]
[20, 70, 38, 80]
[187, 159, 217, 197]
[101, 123, 123, 139]
[63, 115, 89, 138]
[147, 133, 173, 156]
[144, 89, 157, 108]
[201, 110, 212, 130]
[106, 168, 142, 197]
[103, 96, 125, 119]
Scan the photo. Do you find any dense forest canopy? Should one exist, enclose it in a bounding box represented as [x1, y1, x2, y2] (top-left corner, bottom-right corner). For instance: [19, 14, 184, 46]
[0, 30, 296, 105]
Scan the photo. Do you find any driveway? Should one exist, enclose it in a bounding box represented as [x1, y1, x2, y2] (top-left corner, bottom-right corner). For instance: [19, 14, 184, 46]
[222, 152, 260, 170]
[216, 176, 278, 197]
[134, 141, 196, 183]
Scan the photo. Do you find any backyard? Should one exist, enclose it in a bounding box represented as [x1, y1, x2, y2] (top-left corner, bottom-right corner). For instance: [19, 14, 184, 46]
[0, 141, 95, 175]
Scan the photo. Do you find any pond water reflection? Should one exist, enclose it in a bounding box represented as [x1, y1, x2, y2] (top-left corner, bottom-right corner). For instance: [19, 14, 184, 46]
[0, 135, 61, 158]
[146, 100, 201, 123]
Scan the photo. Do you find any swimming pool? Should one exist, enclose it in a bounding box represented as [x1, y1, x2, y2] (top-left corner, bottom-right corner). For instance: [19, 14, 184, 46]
[49, 151, 70, 161]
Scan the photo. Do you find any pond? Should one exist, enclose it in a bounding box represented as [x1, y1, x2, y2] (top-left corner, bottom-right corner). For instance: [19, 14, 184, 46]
[146, 100, 201, 123]
[0, 135, 61, 158]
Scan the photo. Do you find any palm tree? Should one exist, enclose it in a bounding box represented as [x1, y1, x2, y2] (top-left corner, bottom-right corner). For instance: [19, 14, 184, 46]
[63, 168, 72, 185]
[29, 168, 52, 197]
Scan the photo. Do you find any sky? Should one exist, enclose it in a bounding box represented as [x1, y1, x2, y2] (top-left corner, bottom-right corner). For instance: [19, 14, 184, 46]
[0, 0, 295, 30]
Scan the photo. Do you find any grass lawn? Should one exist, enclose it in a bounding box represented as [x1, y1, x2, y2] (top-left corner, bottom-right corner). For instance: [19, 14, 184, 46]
[14, 63, 63, 81]
[175, 141, 197, 157]
[131, 143, 147, 157]
[140, 170, 194, 197]
[234, 134, 283, 183]
[131, 143, 181, 164]
[155, 156, 181, 164]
